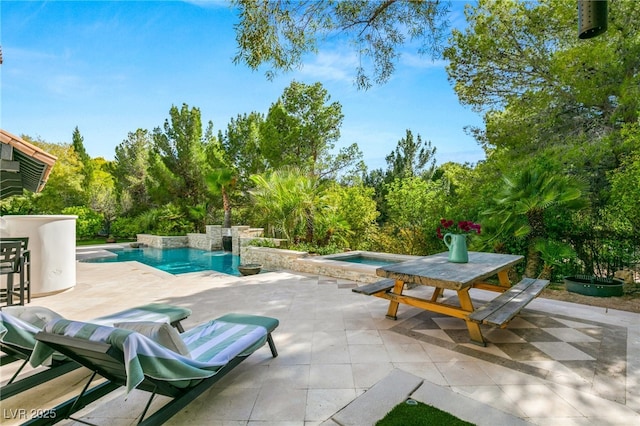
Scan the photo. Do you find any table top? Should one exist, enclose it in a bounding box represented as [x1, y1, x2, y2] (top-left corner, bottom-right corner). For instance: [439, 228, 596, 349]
[376, 251, 523, 290]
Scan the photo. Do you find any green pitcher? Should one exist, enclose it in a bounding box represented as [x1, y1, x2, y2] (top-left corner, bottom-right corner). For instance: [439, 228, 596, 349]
[443, 233, 469, 263]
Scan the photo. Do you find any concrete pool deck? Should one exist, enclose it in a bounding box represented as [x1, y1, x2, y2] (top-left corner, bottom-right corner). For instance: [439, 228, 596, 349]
[2, 259, 640, 425]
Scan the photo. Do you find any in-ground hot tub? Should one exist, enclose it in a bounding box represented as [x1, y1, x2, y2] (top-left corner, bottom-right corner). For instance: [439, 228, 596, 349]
[296, 251, 421, 283]
[320, 251, 419, 267]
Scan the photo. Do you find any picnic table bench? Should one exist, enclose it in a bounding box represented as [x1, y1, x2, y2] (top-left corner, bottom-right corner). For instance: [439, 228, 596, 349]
[352, 279, 396, 296]
[467, 277, 549, 327]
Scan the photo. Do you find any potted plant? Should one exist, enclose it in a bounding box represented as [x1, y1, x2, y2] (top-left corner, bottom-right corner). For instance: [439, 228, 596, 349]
[563, 274, 624, 297]
[238, 263, 262, 276]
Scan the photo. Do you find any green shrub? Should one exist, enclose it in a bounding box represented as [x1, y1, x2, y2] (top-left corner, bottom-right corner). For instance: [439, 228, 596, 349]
[62, 206, 103, 239]
[110, 216, 143, 239]
[290, 242, 342, 255]
[247, 238, 279, 248]
[135, 204, 193, 236]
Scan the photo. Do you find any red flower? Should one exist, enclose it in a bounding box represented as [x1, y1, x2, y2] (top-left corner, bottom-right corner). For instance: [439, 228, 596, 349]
[436, 218, 481, 239]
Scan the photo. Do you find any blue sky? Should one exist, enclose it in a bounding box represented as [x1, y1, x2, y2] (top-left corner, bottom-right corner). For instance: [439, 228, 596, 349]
[1, 0, 484, 170]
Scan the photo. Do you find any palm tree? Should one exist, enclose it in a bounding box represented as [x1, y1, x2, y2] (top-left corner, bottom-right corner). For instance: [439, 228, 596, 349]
[534, 239, 577, 280]
[206, 168, 237, 229]
[483, 167, 586, 278]
[249, 167, 316, 242]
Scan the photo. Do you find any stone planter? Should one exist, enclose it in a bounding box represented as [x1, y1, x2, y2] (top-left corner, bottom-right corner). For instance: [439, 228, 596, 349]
[238, 263, 262, 276]
[564, 275, 624, 297]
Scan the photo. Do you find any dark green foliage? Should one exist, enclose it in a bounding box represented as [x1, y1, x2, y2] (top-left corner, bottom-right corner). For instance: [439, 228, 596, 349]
[109, 216, 141, 239]
[261, 81, 352, 179]
[72, 126, 93, 194]
[62, 206, 103, 239]
[12, 0, 640, 280]
[385, 130, 437, 180]
[112, 129, 153, 215]
[148, 104, 214, 213]
[481, 166, 587, 278]
[366, 129, 438, 224]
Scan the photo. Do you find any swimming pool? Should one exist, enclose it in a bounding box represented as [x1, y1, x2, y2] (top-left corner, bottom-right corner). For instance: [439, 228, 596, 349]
[82, 247, 242, 275]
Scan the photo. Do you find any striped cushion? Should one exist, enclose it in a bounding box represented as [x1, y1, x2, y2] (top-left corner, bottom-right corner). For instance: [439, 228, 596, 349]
[90, 303, 192, 326]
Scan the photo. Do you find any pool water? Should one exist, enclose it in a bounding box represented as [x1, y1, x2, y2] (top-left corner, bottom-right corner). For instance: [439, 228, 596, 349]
[335, 255, 401, 267]
[83, 247, 241, 275]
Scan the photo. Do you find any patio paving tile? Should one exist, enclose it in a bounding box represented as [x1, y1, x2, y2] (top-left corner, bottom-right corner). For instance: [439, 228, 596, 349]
[1, 259, 639, 425]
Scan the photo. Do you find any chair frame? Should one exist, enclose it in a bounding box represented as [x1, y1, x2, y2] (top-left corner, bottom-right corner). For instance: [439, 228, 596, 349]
[0, 238, 30, 305]
[27, 326, 277, 425]
[0, 307, 189, 400]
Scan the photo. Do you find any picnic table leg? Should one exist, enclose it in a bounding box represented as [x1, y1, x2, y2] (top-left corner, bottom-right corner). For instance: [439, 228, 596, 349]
[497, 270, 511, 288]
[385, 279, 404, 320]
[430, 287, 443, 302]
[457, 288, 486, 346]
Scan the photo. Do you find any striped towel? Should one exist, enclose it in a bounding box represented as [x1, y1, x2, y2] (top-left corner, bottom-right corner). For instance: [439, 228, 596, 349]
[30, 318, 267, 392]
[0, 312, 43, 351]
[0, 304, 191, 353]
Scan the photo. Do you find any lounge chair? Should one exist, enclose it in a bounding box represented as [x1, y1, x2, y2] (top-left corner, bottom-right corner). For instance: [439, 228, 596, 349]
[29, 313, 279, 425]
[0, 303, 191, 400]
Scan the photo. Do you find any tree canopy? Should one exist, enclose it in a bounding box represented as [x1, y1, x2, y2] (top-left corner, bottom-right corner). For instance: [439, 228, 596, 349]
[3, 1, 638, 280]
[232, 0, 450, 89]
[444, 0, 640, 156]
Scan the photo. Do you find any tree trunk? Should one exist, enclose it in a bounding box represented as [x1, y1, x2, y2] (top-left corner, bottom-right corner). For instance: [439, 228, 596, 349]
[524, 242, 541, 278]
[305, 207, 314, 243]
[538, 264, 553, 280]
[222, 187, 232, 229]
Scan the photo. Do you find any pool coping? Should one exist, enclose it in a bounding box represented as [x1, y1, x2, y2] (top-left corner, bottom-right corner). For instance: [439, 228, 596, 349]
[300, 251, 420, 282]
[319, 250, 421, 263]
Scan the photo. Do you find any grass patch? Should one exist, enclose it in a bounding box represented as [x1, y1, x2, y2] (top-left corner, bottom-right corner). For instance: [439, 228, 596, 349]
[376, 399, 474, 426]
[76, 238, 135, 246]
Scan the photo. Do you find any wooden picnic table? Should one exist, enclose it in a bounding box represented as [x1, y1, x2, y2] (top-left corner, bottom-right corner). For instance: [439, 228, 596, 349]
[353, 251, 548, 346]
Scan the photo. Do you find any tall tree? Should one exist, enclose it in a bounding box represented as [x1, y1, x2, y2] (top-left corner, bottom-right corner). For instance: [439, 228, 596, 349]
[148, 104, 215, 224]
[385, 129, 437, 180]
[444, 0, 640, 154]
[444, 0, 639, 275]
[206, 168, 236, 229]
[261, 81, 359, 179]
[366, 129, 437, 223]
[220, 112, 266, 194]
[88, 157, 117, 234]
[112, 129, 153, 215]
[27, 137, 84, 213]
[232, 0, 449, 89]
[260, 81, 362, 241]
[72, 126, 93, 193]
